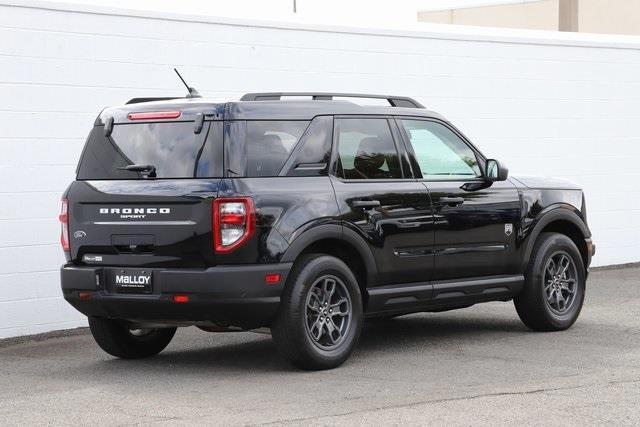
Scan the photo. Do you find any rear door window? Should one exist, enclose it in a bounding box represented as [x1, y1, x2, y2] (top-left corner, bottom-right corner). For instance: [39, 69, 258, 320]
[225, 121, 310, 177]
[77, 121, 223, 179]
[335, 118, 403, 179]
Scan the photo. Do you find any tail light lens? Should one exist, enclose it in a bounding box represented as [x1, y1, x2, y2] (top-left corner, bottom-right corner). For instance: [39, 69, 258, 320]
[59, 198, 70, 252]
[213, 197, 255, 253]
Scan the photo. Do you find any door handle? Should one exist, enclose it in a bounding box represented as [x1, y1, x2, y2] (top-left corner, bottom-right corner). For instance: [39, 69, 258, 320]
[350, 200, 381, 209]
[439, 196, 464, 207]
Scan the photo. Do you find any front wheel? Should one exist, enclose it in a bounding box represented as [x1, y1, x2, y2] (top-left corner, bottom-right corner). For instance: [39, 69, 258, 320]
[88, 316, 176, 359]
[515, 232, 586, 331]
[271, 254, 363, 370]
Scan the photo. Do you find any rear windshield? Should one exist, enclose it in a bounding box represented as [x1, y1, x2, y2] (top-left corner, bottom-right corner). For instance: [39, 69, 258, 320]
[76, 121, 223, 180]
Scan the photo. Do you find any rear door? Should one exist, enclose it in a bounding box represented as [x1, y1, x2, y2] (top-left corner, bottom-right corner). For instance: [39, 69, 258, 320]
[330, 116, 434, 286]
[69, 116, 224, 268]
[396, 118, 521, 281]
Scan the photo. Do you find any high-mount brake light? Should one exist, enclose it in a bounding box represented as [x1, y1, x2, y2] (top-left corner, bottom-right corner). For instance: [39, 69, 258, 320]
[213, 197, 256, 253]
[127, 111, 181, 121]
[59, 198, 70, 252]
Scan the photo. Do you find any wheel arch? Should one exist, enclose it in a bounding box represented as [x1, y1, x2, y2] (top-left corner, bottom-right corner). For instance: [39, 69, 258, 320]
[523, 206, 590, 270]
[281, 225, 378, 306]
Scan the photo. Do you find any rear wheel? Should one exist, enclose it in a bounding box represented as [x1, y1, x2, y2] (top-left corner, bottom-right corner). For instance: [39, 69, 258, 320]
[88, 316, 176, 359]
[515, 232, 586, 331]
[271, 254, 363, 370]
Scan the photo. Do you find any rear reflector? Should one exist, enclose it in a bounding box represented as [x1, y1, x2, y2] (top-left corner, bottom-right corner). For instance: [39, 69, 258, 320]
[78, 291, 92, 300]
[172, 295, 189, 303]
[59, 198, 70, 252]
[265, 273, 281, 284]
[128, 111, 181, 121]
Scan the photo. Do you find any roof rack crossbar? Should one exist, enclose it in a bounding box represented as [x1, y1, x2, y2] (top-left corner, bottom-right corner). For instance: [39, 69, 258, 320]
[239, 92, 424, 108]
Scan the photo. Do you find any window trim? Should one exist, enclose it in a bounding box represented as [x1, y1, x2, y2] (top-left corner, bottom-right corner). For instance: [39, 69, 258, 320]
[394, 117, 487, 182]
[329, 115, 412, 182]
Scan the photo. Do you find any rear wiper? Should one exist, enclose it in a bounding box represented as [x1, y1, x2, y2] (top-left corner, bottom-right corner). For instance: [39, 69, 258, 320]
[118, 164, 157, 178]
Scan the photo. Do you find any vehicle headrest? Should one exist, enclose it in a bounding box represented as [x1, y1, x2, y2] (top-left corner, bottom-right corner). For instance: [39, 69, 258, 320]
[354, 137, 386, 176]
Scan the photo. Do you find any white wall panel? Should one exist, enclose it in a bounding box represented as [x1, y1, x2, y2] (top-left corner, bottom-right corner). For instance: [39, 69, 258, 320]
[1, 0, 639, 338]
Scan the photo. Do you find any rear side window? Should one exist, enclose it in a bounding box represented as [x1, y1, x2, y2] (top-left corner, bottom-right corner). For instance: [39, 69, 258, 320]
[77, 121, 223, 179]
[336, 118, 402, 179]
[225, 121, 310, 177]
[284, 116, 333, 177]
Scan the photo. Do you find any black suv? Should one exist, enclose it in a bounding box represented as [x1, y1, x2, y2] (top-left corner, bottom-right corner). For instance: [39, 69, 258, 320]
[60, 92, 594, 369]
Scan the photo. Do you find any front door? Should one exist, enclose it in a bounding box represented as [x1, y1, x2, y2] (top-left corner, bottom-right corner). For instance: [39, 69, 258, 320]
[331, 117, 434, 286]
[396, 118, 521, 281]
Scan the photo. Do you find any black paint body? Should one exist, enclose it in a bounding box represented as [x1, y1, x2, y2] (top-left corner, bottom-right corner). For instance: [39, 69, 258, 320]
[61, 99, 593, 328]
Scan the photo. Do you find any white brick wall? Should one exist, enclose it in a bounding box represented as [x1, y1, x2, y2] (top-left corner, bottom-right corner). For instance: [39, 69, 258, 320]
[1, 0, 639, 338]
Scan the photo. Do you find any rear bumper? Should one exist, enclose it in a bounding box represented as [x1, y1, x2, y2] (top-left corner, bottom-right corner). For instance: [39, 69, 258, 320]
[61, 263, 292, 329]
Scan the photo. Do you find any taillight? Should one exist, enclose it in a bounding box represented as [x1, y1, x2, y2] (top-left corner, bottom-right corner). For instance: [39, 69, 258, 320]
[59, 198, 70, 252]
[213, 197, 255, 253]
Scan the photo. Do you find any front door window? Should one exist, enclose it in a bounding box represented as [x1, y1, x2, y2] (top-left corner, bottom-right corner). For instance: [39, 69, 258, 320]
[399, 119, 481, 180]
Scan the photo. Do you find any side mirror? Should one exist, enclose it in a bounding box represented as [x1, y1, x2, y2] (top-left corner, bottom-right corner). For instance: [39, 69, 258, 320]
[485, 159, 508, 182]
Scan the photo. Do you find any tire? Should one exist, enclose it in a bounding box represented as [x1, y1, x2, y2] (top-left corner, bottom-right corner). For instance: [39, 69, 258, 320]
[271, 254, 363, 370]
[515, 232, 586, 331]
[88, 316, 176, 359]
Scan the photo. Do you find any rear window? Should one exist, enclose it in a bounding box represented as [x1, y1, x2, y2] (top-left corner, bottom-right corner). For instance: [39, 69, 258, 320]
[76, 121, 223, 180]
[225, 121, 310, 177]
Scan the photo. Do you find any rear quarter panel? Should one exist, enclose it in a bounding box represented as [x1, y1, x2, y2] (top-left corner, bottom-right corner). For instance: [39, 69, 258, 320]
[217, 177, 340, 264]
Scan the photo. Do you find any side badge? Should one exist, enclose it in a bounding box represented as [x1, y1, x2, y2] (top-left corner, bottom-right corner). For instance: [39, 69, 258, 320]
[504, 224, 513, 237]
[74, 230, 87, 239]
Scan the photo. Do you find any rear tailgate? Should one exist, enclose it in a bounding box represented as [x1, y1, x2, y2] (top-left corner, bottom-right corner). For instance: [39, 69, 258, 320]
[67, 179, 220, 267]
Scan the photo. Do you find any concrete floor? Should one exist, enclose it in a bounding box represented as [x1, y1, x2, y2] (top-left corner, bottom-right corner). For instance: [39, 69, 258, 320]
[1, 267, 639, 426]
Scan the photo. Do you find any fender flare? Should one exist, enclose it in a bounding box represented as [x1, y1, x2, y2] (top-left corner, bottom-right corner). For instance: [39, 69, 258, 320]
[281, 224, 378, 286]
[522, 206, 590, 268]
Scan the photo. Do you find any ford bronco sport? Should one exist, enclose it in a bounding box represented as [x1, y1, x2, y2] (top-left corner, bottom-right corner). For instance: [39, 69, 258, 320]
[60, 92, 594, 370]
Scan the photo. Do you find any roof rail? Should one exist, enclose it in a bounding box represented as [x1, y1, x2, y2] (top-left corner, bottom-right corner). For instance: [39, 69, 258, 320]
[239, 92, 424, 108]
[126, 97, 183, 105]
